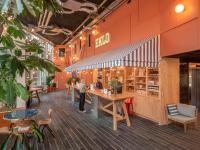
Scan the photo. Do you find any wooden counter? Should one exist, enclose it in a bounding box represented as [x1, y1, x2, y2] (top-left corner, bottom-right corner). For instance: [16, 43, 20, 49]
[88, 90, 134, 101]
[71, 87, 132, 131]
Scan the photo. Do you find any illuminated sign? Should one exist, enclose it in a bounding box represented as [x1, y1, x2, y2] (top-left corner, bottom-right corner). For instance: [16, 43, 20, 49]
[95, 33, 111, 48]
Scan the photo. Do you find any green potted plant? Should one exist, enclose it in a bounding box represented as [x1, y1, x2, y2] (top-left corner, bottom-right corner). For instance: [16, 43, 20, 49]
[51, 82, 57, 91]
[109, 78, 123, 95]
[0, 0, 61, 149]
[46, 75, 55, 92]
[66, 77, 73, 86]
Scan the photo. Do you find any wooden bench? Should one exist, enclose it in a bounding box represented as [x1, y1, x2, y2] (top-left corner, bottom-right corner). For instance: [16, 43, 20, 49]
[167, 103, 198, 132]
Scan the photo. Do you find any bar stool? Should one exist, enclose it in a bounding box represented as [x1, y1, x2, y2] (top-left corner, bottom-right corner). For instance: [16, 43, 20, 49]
[125, 98, 134, 115]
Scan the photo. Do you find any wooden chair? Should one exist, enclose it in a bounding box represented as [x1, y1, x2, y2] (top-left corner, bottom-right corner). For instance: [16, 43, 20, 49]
[38, 108, 55, 138]
[0, 127, 11, 134]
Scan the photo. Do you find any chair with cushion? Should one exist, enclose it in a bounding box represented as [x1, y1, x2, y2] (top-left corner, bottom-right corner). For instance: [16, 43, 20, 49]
[38, 108, 55, 138]
[167, 103, 198, 132]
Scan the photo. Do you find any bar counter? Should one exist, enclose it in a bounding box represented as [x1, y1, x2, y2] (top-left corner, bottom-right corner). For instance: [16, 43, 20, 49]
[72, 87, 132, 130]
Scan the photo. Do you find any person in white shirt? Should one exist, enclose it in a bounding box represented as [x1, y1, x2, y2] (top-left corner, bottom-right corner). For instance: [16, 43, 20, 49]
[79, 79, 86, 112]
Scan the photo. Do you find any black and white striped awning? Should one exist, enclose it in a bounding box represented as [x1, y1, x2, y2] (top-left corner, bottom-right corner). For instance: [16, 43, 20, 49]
[65, 35, 160, 72]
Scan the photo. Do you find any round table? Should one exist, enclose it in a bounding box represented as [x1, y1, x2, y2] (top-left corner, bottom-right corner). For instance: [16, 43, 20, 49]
[3, 109, 39, 121]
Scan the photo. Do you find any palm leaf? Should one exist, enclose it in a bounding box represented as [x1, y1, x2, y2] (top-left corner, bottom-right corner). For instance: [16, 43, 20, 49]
[0, 134, 12, 150]
[15, 81, 29, 101]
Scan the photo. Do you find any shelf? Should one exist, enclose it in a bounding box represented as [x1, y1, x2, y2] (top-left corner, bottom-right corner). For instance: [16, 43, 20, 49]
[126, 79, 134, 81]
[148, 85, 159, 87]
[136, 88, 146, 90]
[127, 85, 135, 87]
[148, 90, 159, 93]
[136, 82, 146, 85]
[135, 76, 146, 78]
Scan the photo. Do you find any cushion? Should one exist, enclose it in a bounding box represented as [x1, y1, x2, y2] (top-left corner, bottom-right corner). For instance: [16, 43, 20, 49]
[168, 115, 196, 123]
[177, 104, 196, 118]
[167, 104, 179, 116]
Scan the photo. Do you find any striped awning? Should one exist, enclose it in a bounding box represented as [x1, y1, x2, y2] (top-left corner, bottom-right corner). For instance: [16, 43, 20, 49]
[65, 35, 160, 72]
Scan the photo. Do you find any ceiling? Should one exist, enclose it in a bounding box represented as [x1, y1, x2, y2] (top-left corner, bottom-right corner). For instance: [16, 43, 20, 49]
[168, 50, 200, 63]
[18, 0, 124, 45]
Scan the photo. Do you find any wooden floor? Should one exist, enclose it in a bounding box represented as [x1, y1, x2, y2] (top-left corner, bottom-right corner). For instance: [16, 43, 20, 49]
[1, 90, 200, 150]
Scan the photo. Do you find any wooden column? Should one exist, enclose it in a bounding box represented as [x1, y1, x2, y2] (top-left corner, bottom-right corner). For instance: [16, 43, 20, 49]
[160, 58, 180, 124]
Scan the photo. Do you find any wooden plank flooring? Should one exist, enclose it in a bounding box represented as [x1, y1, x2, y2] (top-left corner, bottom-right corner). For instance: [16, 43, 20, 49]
[1, 90, 200, 150]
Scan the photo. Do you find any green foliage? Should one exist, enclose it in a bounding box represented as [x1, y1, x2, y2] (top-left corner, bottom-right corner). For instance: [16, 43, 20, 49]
[51, 82, 56, 87]
[109, 78, 122, 94]
[1, 120, 44, 149]
[0, 1, 61, 107]
[66, 77, 73, 85]
[66, 77, 80, 86]
[46, 75, 55, 86]
[0, 0, 61, 149]
[0, 0, 62, 17]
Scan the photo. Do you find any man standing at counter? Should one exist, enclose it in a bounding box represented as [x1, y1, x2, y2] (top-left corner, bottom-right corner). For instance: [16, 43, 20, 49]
[79, 79, 86, 112]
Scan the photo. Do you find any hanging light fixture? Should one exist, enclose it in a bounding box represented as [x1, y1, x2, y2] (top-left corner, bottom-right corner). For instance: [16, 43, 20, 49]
[175, 4, 185, 13]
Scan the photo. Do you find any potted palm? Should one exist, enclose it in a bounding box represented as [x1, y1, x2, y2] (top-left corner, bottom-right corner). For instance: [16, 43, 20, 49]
[0, 0, 61, 149]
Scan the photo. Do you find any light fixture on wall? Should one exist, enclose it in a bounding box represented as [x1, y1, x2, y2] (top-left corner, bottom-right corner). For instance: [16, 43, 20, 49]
[92, 30, 96, 35]
[80, 36, 83, 40]
[72, 56, 76, 60]
[175, 4, 185, 13]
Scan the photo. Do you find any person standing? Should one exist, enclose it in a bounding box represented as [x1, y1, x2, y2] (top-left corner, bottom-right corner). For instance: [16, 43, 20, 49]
[79, 79, 86, 112]
[96, 77, 103, 89]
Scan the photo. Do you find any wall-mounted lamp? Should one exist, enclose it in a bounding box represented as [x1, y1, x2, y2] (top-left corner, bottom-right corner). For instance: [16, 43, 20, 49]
[80, 36, 83, 40]
[175, 4, 185, 13]
[72, 56, 76, 60]
[92, 30, 96, 35]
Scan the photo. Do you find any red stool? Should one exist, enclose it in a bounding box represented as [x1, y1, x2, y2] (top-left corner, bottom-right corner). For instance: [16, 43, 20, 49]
[125, 98, 134, 115]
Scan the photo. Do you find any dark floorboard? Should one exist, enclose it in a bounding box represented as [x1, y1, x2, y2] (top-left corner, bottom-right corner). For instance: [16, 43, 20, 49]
[1, 90, 200, 150]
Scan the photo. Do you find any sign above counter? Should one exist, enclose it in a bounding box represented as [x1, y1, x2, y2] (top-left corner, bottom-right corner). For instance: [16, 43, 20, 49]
[95, 33, 111, 48]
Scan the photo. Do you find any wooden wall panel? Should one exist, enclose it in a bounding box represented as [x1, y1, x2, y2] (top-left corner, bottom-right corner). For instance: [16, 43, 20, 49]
[160, 58, 180, 124]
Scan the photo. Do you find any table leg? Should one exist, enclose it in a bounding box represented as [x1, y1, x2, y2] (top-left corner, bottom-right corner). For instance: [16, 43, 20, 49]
[123, 102, 131, 127]
[71, 88, 75, 103]
[36, 90, 40, 104]
[113, 101, 117, 131]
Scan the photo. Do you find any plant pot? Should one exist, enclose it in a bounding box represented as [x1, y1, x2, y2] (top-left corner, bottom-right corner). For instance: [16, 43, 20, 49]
[47, 86, 52, 92]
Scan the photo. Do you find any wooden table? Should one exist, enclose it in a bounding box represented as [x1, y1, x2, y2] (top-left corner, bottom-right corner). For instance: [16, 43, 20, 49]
[27, 87, 43, 107]
[88, 90, 132, 130]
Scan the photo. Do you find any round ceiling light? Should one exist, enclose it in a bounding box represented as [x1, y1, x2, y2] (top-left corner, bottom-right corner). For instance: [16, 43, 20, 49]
[175, 4, 185, 13]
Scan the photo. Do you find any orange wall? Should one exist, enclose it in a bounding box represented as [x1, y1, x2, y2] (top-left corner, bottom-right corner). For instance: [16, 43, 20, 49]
[69, 0, 200, 58]
[55, 0, 200, 86]
[54, 45, 71, 90]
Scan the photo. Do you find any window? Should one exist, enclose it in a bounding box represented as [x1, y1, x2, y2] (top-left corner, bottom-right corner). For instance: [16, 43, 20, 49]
[59, 48, 65, 57]
[88, 33, 91, 47]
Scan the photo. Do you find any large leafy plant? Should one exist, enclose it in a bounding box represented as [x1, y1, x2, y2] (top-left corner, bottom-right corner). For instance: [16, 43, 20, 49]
[0, 0, 61, 108]
[0, 0, 61, 149]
